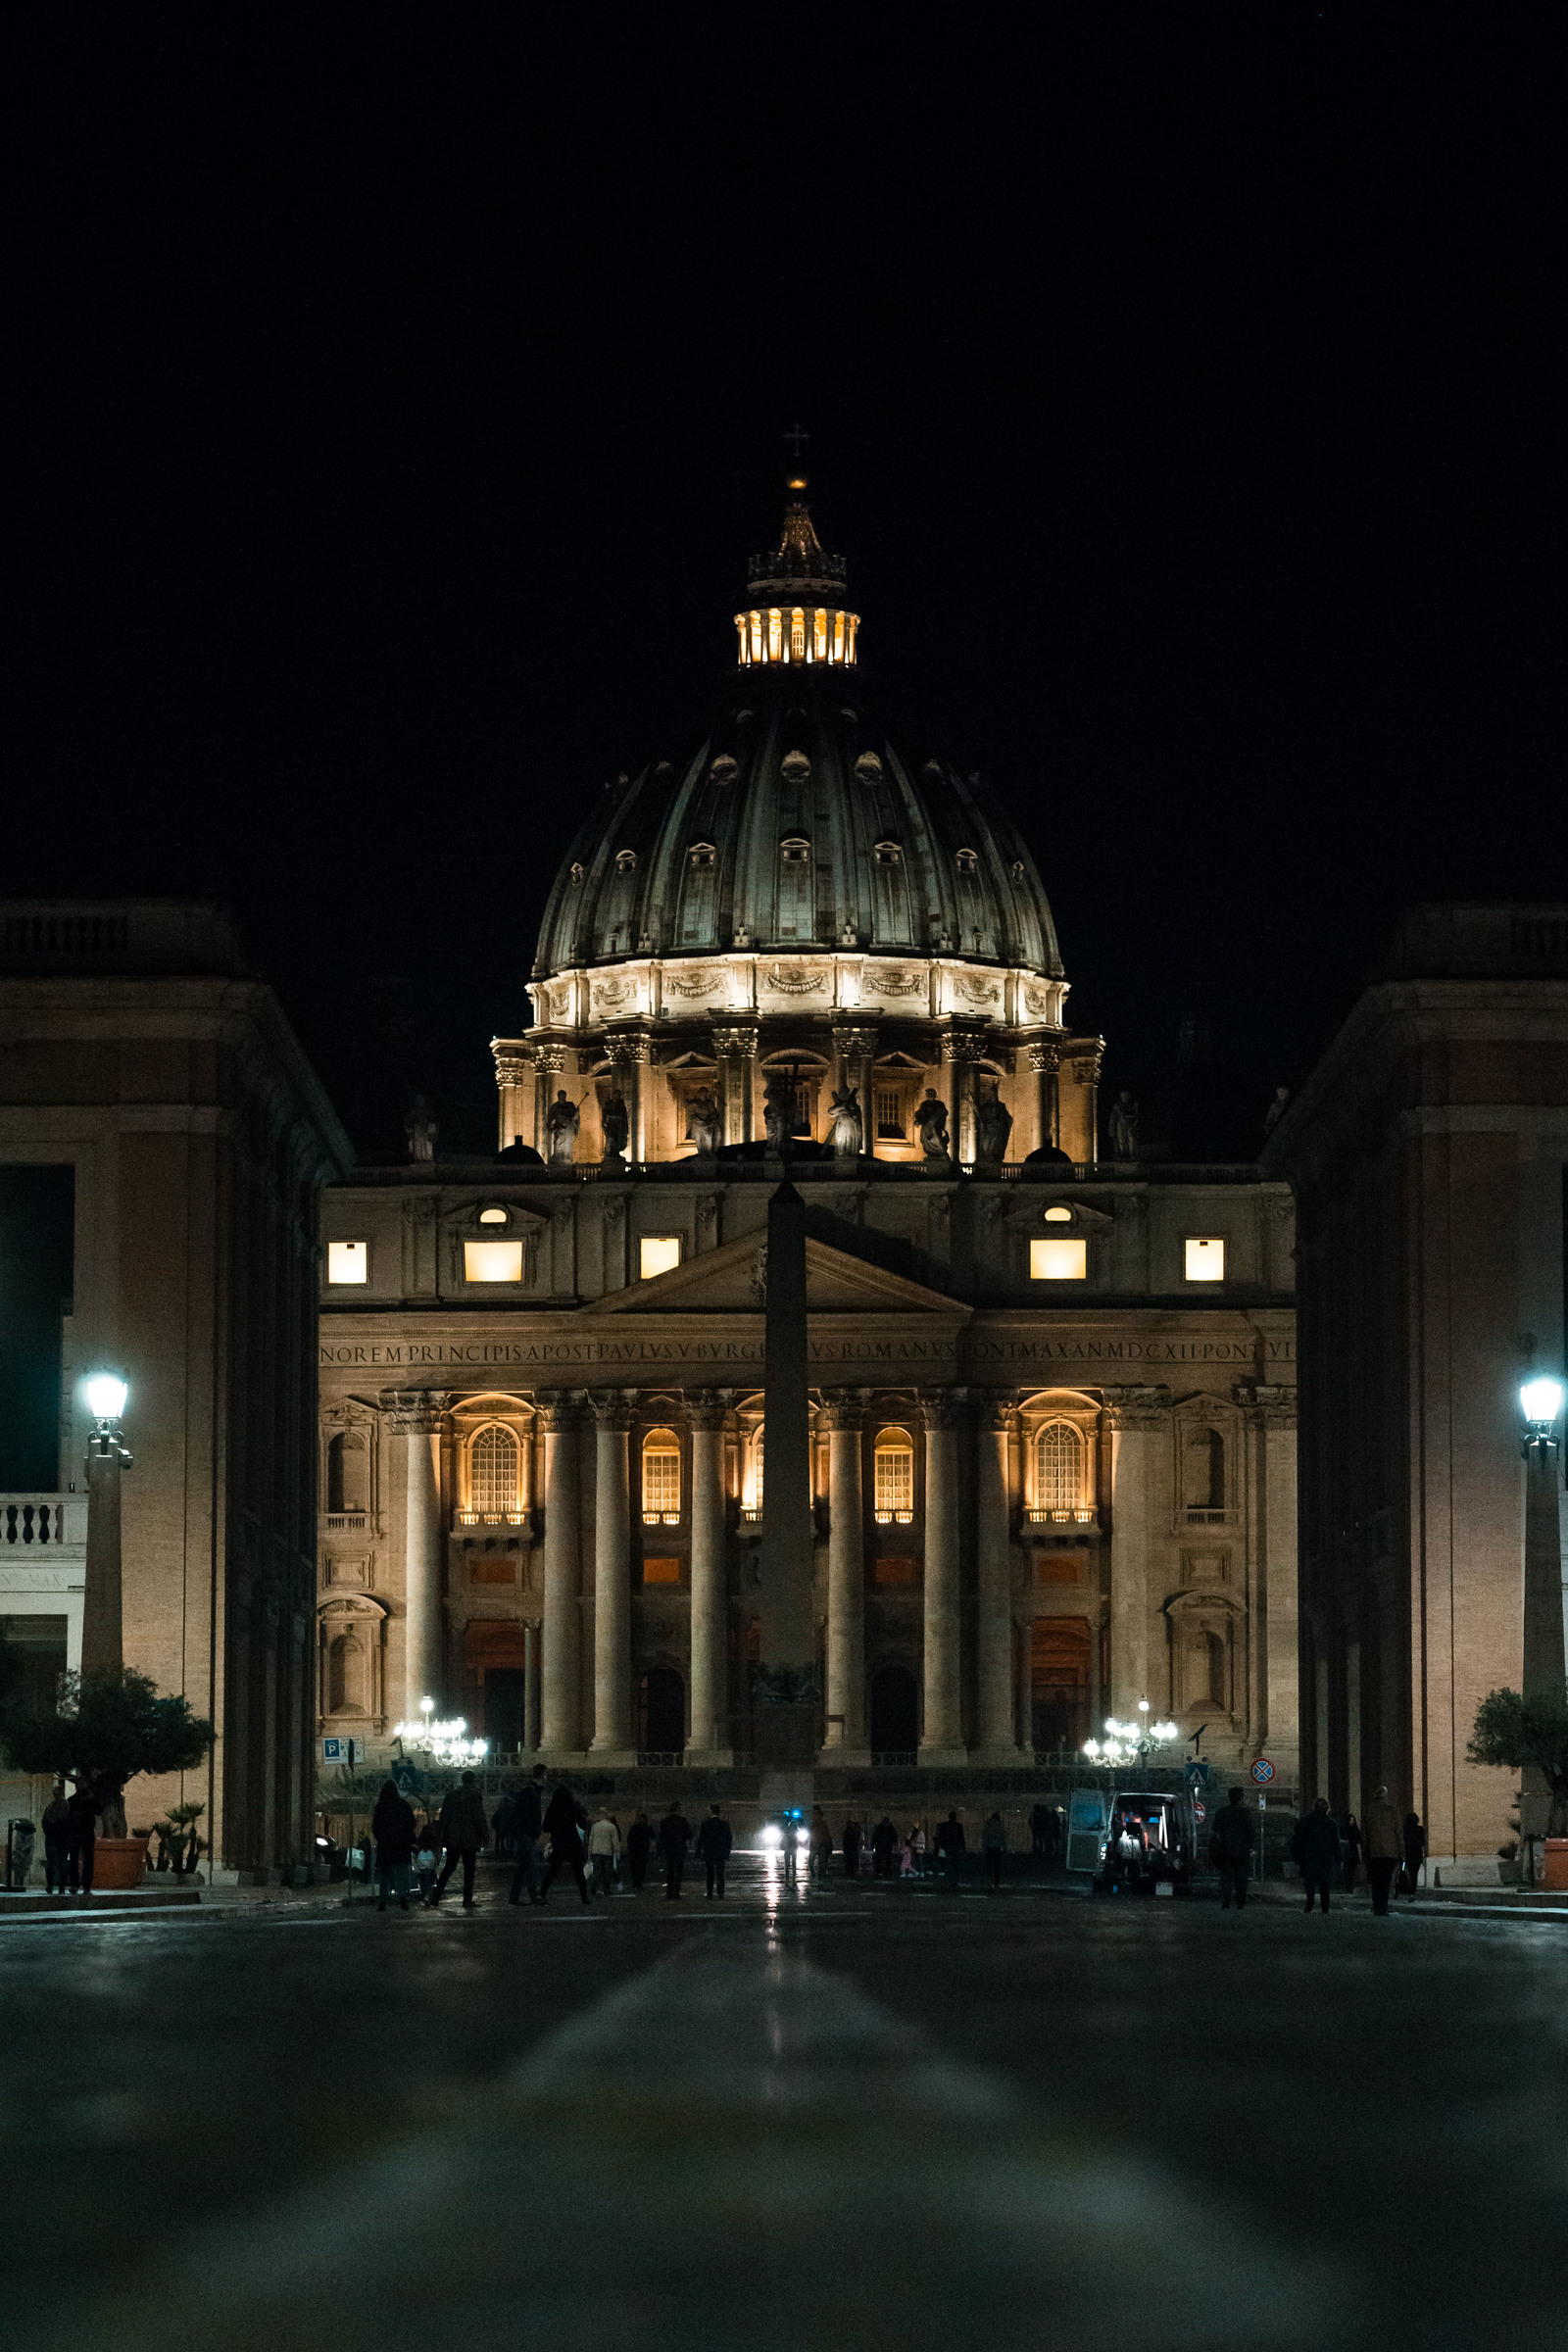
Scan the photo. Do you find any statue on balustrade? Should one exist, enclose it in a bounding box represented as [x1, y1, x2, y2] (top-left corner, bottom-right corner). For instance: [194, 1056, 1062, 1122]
[1108, 1090, 1140, 1159]
[405, 1094, 438, 1162]
[685, 1086, 721, 1157]
[975, 1084, 1012, 1163]
[762, 1073, 794, 1154]
[601, 1087, 629, 1161]
[546, 1090, 580, 1165]
[829, 1084, 863, 1159]
[915, 1089, 951, 1160]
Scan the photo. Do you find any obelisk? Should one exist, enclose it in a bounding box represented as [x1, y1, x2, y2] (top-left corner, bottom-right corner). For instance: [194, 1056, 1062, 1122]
[756, 1179, 816, 1808]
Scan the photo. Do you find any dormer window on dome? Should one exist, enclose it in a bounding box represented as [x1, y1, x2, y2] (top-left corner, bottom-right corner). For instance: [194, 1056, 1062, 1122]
[734, 477, 859, 667]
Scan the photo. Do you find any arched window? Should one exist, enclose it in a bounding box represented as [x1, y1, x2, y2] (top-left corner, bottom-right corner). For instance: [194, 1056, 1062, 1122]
[1184, 1428, 1226, 1514]
[1035, 1421, 1086, 1516]
[327, 1629, 366, 1715]
[873, 1427, 915, 1524]
[469, 1425, 521, 1518]
[745, 1428, 764, 1518]
[642, 1427, 682, 1523]
[326, 1431, 368, 1516]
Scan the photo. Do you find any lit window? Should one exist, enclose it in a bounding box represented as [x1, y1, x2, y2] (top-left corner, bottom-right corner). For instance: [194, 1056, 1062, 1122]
[688, 842, 715, 870]
[956, 848, 978, 872]
[873, 1427, 915, 1524]
[790, 608, 806, 662]
[1185, 1237, 1225, 1283]
[640, 1236, 681, 1281]
[812, 609, 827, 661]
[767, 609, 782, 662]
[478, 1206, 508, 1225]
[465, 1241, 523, 1283]
[781, 837, 810, 865]
[642, 1428, 681, 1522]
[1035, 1422, 1086, 1514]
[1043, 1205, 1072, 1223]
[615, 848, 637, 873]
[470, 1425, 520, 1515]
[750, 1428, 763, 1511]
[327, 1241, 368, 1284]
[1031, 1238, 1087, 1280]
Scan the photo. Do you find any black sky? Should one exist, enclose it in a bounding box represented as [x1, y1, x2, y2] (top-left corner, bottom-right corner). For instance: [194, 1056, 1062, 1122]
[4, 10, 1563, 1155]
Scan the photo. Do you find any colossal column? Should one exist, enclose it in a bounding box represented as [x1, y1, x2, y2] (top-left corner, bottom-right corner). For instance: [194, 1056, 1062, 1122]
[1106, 1388, 1165, 1715]
[757, 1180, 816, 1786]
[1028, 1040, 1060, 1155]
[821, 1393, 866, 1752]
[385, 1389, 452, 1719]
[920, 1394, 965, 1759]
[713, 1023, 759, 1146]
[492, 1044, 531, 1152]
[589, 1396, 633, 1755]
[687, 1395, 729, 1756]
[975, 1396, 1018, 1757]
[538, 1392, 583, 1751]
[530, 1044, 564, 1157]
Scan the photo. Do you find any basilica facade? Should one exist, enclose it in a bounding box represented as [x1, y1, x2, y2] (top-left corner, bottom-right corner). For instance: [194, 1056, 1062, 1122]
[316, 484, 1299, 1788]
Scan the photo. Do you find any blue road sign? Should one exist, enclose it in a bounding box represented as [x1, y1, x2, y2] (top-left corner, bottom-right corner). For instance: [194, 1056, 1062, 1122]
[1250, 1757, 1276, 1786]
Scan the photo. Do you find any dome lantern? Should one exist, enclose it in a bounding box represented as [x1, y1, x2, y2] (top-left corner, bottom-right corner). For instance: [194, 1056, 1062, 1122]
[735, 477, 859, 668]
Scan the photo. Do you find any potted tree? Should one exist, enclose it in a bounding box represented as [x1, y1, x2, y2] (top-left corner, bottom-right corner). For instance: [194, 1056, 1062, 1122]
[0, 1665, 214, 1890]
[1468, 1688, 1568, 1888]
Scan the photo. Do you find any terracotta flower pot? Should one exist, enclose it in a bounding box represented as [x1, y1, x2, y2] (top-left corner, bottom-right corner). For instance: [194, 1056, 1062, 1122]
[91, 1837, 150, 1890]
[1544, 1838, 1568, 1892]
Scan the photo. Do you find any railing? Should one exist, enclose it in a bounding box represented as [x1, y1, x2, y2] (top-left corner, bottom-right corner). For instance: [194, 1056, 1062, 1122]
[873, 1511, 916, 1527]
[642, 1512, 681, 1527]
[740, 1506, 762, 1524]
[454, 1510, 527, 1529]
[0, 1494, 86, 1548]
[1028, 1508, 1097, 1526]
[636, 1751, 686, 1768]
[1183, 1508, 1230, 1525]
[324, 1512, 368, 1533]
[869, 1751, 919, 1770]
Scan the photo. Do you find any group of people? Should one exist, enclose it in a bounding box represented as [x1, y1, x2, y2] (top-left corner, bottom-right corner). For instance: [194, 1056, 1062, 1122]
[1209, 1782, 1428, 1916]
[796, 1810, 1027, 1889]
[39, 1780, 101, 1894]
[368, 1767, 736, 1912]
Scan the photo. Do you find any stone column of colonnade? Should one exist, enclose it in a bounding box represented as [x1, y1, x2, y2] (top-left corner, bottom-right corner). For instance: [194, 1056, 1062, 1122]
[589, 1398, 633, 1757]
[821, 1395, 866, 1753]
[974, 1397, 1021, 1759]
[687, 1397, 729, 1758]
[538, 1395, 583, 1751]
[1106, 1390, 1164, 1716]
[920, 1396, 965, 1761]
[387, 1389, 452, 1721]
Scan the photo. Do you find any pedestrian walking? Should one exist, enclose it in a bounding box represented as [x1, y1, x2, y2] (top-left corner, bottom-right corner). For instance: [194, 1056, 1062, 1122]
[1289, 1797, 1343, 1914]
[695, 1803, 732, 1898]
[1029, 1801, 1061, 1869]
[900, 1832, 915, 1878]
[1400, 1810, 1427, 1898]
[1363, 1786, 1403, 1917]
[416, 1836, 439, 1905]
[808, 1810, 833, 1885]
[1342, 1811, 1363, 1891]
[428, 1770, 489, 1909]
[981, 1810, 1006, 1889]
[1209, 1787, 1256, 1910]
[626, 1809, 655, 1890]
[842, 1816, 862, 1880]
[659, 1802, 692, 1899]
[371, 1778, 416, 1912]
[588, 1810, 621, 1897]
[936, 1811, 966, 1890]
[492, 1790, 517, 1857]
[66, 1783, 98, 1894]
[539, 1781, 592, 1904]
[871, 1816, 898, 1878]
[42, 1781, 71, 1894]
[908, 1823, 927, 1878]
[514, 1764, 550, 1848]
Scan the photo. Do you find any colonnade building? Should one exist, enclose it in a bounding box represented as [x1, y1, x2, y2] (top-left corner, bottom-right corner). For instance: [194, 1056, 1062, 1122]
[317, 484, 1299, 1785]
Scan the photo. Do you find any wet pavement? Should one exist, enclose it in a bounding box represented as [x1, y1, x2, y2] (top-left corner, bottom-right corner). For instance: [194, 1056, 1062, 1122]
[2, 1858, 1565, 2349]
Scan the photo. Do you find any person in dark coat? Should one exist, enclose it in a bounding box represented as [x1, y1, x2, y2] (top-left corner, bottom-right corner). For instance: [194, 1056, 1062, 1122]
[539, 1781, 591, 1904]
[626, 1809, 655, 1891]
[41, 1782, 71, 1895]
[870, 1816, 898, 1878]
[1029, 1801, 1061, 1867]
[842, 1816, 862, 1879]
[981, 1810, 1006, 1889]
[1289, 1797, 1343, 1913]
[935, 1811, 966, 1890]
[695, 1804, 732, 1899]
[66, 1784, 98, 1895]
[1209, 1788, 1256, 1910]
[371, 1779, 417, 1912]
[1362, 1787, 1403, 1916]
[659, 1802, 692, 1899]
[1342, 1812, 1363, 1891]
[428, 1771, 490, 1908]
[1401, 1810, 1427, 1897]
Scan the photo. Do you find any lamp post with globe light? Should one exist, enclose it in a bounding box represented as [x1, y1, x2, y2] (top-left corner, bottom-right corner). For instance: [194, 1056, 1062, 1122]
[1082, 1696, 1180, 1773]
[81, 1374, 131, 1677]
[1519, 1375, 1567, 1879]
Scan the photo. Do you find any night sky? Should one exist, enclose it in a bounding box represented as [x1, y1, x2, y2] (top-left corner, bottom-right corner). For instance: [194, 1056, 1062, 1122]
[6, 12, 1562, 1157]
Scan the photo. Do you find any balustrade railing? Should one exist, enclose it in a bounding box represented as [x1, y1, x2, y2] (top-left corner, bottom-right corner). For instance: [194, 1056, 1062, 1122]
[0, 1494, 86, 1549]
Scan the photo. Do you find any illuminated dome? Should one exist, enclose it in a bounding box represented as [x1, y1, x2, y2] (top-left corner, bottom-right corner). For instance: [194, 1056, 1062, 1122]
[531, 481, 1061, 985]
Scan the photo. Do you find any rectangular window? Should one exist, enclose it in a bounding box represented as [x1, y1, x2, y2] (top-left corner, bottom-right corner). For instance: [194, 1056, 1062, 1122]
[1184, 1237, 1225, 1282]
[640, 1235, 681, 1280]
[465, 1241, 524, 1283]
[874, 1088, 905, 1138]
[1030, 1238, 1088, 1281]
[642, 1556, 681, 1585]
[873, 1446, 914, 1522]
[327, 1241, 368, 1285]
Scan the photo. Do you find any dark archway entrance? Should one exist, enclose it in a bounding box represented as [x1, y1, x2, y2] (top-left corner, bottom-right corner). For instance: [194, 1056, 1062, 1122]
[482, 1667, 525, 1751]
[869, 1663, 918, 1755]
[639, 1666, 686, 1754]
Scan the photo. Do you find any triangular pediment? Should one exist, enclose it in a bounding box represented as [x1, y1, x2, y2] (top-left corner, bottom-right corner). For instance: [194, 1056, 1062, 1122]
[598, 1230, 968, 1317]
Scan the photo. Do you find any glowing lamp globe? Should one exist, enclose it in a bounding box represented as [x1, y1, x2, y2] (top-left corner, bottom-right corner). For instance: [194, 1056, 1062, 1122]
[84, 1374, 128, 1422]
[1521, 1377, 1565, 1427]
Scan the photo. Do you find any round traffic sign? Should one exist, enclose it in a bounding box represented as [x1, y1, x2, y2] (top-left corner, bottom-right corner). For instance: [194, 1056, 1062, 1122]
[1193, 1799, 1206, 1823]
[1250, 1757, 1276, 1786]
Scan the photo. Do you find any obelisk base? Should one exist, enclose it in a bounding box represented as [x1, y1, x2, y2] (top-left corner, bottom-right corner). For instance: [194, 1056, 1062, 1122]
[756, 1700, 817, 1818]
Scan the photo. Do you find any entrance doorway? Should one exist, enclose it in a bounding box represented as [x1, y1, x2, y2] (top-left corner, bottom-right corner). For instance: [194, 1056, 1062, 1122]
[869, 1663, 918, 1756]
[483, 1667, 525, 1751]
[1031, 1617, 1091, 1753]
[639, 1666, 686, 1754]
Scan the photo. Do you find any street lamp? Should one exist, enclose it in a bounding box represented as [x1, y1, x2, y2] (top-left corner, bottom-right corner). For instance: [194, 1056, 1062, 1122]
[81, 1372, 131, 1677]
[1083, 1698, 1180, 1770]
[1519, 1375, 1566, 1882]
